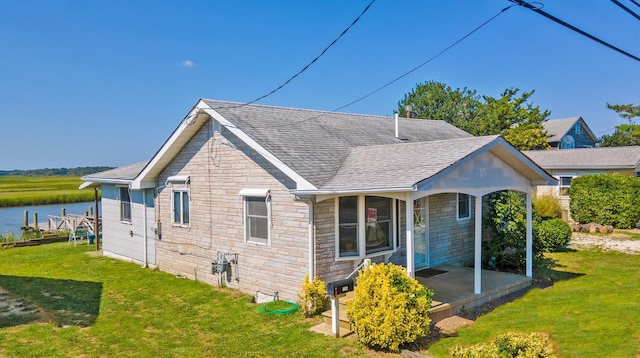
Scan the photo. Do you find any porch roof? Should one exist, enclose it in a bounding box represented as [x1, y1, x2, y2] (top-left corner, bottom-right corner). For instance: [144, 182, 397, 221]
[293, 136, 556, 194]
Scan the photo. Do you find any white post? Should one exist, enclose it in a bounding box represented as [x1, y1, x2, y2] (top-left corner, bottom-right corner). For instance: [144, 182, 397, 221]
[526, 192, 533, 277]
[405, 195, 415, 278]
[474, 194, 482, 294]
[142, 189, 148, 268]
[331, 296, 340, 337]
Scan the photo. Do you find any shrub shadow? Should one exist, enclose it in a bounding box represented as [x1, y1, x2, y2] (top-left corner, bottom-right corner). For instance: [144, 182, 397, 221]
[0, 275, 102, 328]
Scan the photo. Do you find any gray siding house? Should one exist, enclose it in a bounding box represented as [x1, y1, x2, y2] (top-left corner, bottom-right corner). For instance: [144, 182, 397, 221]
[543, 116, 599, 149]
[524, 146, 640, 220]
[83, 99, 556, 301]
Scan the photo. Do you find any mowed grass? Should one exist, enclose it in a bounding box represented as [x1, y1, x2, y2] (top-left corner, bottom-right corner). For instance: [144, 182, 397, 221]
[425, 249, 640, 357]
[0, 176, 94, 207]
[0, 243, 360, 357]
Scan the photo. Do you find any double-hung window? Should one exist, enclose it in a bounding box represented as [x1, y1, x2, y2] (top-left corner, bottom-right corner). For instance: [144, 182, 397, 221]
[337, 195, 395, 259]
[240, 189, 271, 245]
[559, 176, 573, 197]
[172, 190, 190, 226]
[119, 187, 131, 222]
[457, 193, 470, 220]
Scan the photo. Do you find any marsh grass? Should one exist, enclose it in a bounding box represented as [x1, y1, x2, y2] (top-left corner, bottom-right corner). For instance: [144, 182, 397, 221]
[0, 243, 361, 357]
[0, 176, 95, 207]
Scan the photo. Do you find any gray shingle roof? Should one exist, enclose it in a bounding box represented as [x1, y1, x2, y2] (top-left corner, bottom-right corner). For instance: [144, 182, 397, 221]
[523, 147, 640, 170]
[82, 161, 149, 182]
[323, 136, 500, 190]
[543, 117, 581, 142]
[204, 99, 472, 188]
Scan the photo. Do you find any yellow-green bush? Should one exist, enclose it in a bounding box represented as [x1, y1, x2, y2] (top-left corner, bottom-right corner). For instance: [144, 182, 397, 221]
[345, 263, 433, 352]
[297, 274, 328, 317]
[533, 194, 562, 219]
[451, 332, 555, 358]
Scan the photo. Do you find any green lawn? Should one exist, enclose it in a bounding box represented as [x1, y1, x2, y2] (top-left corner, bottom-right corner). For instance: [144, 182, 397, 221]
[0, 176, 94, 207]
[425, 249, 640, 357]
[0, 243, 361, 357]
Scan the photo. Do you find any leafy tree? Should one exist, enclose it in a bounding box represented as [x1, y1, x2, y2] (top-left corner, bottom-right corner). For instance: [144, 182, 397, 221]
[396, 80, 479, 129]
[600, 103, 640, 147]
[397, 83, 550, 150]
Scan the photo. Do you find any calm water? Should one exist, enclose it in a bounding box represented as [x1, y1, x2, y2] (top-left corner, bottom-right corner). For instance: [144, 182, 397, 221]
[0, 202, 101, 237]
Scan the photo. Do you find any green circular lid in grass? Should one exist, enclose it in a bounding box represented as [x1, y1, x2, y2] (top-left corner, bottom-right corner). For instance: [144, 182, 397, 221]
[257, 300, 298, 315]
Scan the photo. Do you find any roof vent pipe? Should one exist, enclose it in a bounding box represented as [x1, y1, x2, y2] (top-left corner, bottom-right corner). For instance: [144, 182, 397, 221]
[395, 113, 399, 139]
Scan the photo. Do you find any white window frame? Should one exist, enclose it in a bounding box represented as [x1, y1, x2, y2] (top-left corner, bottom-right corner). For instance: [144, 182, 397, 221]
[240, 189, 271, 246]
[119, 186, 131, 223]
[575, 122, 581, 134]
[561, 135, 575, 149]
[335, 195, 396, 261]
[558, 175, 574, 197]
[457, 193, 471, 220]
[171, 189, 190, 227]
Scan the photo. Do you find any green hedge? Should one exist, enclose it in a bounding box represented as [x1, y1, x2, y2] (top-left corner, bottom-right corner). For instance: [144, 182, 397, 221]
[570, 175, 640, 229]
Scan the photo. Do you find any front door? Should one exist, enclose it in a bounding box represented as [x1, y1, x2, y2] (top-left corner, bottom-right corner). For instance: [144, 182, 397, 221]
[413, 197, 429, 268]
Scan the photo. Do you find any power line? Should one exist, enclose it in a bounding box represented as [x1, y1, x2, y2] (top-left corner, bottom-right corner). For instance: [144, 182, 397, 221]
[611, 0, 640, 21]
[260, 4, 516, 128]
[510, 0, 640, 62]
[631, 0, 640, 9]
[245, 0, 376, 106]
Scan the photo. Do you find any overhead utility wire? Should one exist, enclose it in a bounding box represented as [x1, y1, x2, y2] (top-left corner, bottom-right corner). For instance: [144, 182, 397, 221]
[237, 0, 375, 108]
[510, 0, 640, 62]
[262, 4, 516, 128]
[632, 0, 640, 9]
[611, 0, 640, 21]
[330, 4, 515, 113]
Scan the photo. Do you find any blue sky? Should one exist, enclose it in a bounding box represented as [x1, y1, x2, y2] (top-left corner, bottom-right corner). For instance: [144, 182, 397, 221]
[1, 0, 638, 170]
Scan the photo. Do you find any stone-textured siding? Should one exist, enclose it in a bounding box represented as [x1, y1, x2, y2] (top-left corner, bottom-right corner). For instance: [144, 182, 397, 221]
[428, 193, 474, 267]
[154, 120, 309, 301]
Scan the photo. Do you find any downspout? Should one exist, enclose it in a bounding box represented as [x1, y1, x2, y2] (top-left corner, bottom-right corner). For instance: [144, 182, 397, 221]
[307, 200, 315, 280]
[142, 189, 148, 268]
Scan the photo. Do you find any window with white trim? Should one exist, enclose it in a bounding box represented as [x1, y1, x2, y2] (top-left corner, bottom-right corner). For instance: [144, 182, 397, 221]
[575, 122, 581, 134]
[337, 195, 395, 259]
[119, 187, 131, 222]
[172, 190, 190, 226]
[457, 193, 470, 220]
[560, 135, 575, 149]
[338, 196, 358, 257]
[559, 176, 573, 197]
[240, 189, 271, 245]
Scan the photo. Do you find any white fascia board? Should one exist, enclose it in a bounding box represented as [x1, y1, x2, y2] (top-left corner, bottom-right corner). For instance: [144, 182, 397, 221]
[202, 106, 316, 190]
[81, 178, 132, 186]
[131, 100, 208, 190]
[291, 186, 415, 196]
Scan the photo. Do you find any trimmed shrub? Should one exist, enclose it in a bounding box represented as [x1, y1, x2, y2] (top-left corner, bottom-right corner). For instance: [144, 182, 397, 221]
[297, 274, 328, 317]
[451, 332, 555, 358]
[533, 194, 562, 219]
[570, 174, 640, 229]
[346, 263, 433, 352]
[536, 218, 571, 252]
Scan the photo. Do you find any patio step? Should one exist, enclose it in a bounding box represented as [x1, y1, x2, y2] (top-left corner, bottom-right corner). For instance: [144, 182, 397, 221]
[311, 291, 354, 337]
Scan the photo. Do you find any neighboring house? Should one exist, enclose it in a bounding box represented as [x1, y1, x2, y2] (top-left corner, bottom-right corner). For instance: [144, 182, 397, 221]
[543, 116, 599, 149]
[524, 146, 640, 220]
[82, 99, 556, 301]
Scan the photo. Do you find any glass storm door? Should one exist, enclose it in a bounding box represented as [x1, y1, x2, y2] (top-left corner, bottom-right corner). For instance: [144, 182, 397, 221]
[413, 197, 429, 268]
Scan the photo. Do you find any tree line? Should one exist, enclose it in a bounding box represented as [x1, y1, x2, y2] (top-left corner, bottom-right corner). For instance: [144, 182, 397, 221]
[0, 167, 113, 177]
[396, 80, 639, 150]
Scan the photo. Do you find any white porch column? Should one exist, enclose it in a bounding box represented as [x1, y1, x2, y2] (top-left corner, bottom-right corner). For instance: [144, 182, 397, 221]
[474, 195, 482, 294]
[405, 196, 415, 278]
[526, 191, 533, 277]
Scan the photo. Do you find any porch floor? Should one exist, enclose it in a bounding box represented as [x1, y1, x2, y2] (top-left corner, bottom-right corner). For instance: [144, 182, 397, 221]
[418, 265, 533, 322]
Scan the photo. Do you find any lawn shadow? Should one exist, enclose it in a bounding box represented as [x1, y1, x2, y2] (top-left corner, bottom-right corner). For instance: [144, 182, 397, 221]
[0, 275, 102, 328]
